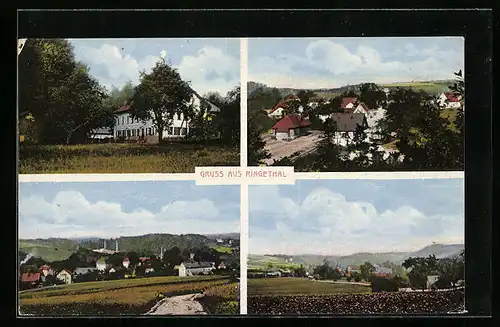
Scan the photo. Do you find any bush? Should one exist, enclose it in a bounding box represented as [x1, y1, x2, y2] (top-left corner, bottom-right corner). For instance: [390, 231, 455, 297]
[370, 277, 399, 292]
[214, 301, 239, 315]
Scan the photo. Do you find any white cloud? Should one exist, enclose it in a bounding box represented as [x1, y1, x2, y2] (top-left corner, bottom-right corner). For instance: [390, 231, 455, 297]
[250, 39, 463, 88]
[19, 191, 238, 239]
[74, 43, 238, 96]
[249, 187, 464, 255]
[177, 46, 239, 96]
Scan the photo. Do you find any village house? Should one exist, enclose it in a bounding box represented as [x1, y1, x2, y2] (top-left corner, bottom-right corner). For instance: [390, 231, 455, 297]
[96, 257, 111, 272]
[271, 114, 312, 141]
[373, 264, 393, 278]
[113, 90, 219, 143]
[267, 100, 289, 119]
[217, 262, 227, 269]
[122, 257, 130, 269]
[437, 92, 462, 109]
[329, 113, 369, 146]
[138, 257, 151, 266]
[178, 261, 215, 277]
[56, 269, 73, 284]
[39, 265, 55, 277]
[20, 272, 41, 288]
[340, 97, 358, 111]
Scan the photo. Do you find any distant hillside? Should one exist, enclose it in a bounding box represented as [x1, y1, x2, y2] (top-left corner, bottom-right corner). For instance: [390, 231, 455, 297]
[19, 233, 238, 262]
[204, 233, 240, 240]
[249, 243, 464, 269]
[248, 80, 454, 100]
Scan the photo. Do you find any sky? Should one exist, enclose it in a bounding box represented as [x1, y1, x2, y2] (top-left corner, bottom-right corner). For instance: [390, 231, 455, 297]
[248, 37, 464, 89]
[249, 178, 464, 256]
[18, 181, 240, 239]
[68, 38, 240, 97]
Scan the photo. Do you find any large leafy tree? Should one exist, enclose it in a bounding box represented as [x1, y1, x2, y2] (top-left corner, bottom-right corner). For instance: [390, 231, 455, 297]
[360, 261, 375, 281]
[248, 115, 271, 166]
[359, 82, 387, 109]
[18, 39, 112, 144]
[132, 59, 194, 144]
[213, 86, 241, 147]
[402, 255, 439, 290]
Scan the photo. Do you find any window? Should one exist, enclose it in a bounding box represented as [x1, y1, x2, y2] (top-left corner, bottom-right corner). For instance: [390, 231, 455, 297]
[176, 113, 181, 120]
[121, 117, 124, 125]
[137, 129, 140, 136]
[141, 128, 145, 137]
[148, 128, 152, 135]
[127, 130, 131, 137]
[181, 128, 187, 135]
[170, 127, 173, 134]
[174, 127, 180, 135]
[132, 129, 136, 137]
[117, 130, 120, 137]
[127, 116, 130, 124]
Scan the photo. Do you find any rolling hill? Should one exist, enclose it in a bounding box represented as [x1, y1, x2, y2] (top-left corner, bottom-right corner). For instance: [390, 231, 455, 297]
[248, 243, 464, 269]
[19, 233, 240, 262]
[248, 80, 454, 100]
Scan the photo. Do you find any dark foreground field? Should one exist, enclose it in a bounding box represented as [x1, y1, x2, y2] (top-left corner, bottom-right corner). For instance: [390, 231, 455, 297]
[248, 289, 465, 315]
[19, 276, 239, 316]
[19, 143, 239, 174]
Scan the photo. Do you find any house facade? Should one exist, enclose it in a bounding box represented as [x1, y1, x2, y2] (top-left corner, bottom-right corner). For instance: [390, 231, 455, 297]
[271, 114, 312, 141]
[330, 113, 369, 146]
[113, 91, 219, 143]
[39, 265, 55, 277]
[20, 272, 41, 287]
[122, 257, 130, 269]
[96, 258, 111, 272]
[437, 92, 462, 109]
[267, 104, 287, 119]
[56, 269, 72, 284]
[178, 261, 215, 277]
[340, 97, 358, 111]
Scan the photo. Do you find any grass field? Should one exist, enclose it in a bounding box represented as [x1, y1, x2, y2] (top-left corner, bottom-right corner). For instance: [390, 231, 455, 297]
[19, 143, 239, 174]
[19, 275, 232, 315]
[209, 245, 233, 254]
[248, 255, 302, 270]
[381, 81, 451, 95]
[248, 278, 371, 296]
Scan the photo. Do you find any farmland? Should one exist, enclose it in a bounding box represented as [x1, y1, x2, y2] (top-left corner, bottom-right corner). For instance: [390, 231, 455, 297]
[18, 275, 237, 315]
[248, 278, 371, 296]
[19, 143, 239, 174]
[248, 289, 465, 315]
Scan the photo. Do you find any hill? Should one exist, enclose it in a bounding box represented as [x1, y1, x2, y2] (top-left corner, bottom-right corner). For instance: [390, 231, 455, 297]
[248, 80, 454, 101]
[19, 233, 240, 262]
[248, 243, 464, 269]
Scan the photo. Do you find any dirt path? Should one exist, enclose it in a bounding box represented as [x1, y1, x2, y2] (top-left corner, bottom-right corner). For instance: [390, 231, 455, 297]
[145, 293, 208, 315]
[262, 130, 323, 165]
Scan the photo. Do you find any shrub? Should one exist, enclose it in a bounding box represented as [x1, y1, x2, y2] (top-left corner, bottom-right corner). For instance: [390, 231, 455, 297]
[370, 276, 399, 292]
[214, 301, 239, 315]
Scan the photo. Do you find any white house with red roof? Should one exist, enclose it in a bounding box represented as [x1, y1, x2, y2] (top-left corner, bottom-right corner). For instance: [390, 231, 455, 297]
[39, 265, 55, 277]
[122, 257, 130, 269]
[437, 92, 462, 109]
[340, 97, 358, 111]
[267, 100, 289, 119]
[56, 269, 73, 284]
[113, 90, 219, 143]
[271, 114, 312, 141]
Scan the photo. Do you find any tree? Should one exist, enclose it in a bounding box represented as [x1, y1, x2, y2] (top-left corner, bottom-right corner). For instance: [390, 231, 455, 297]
[352, 271, 362, 282]
[208, 87, 240, 146]
[189, 101, 218, 143]
[359, 83, 386, 109]
[106, 81, 135, 109]
[402, 255, 439, 290]
[293, 265, 307, 278]
[360, 262, 375, 281]
[132, 58, 194, 144]
[248, 115, 271, 165]
[309, 118, 346, 171]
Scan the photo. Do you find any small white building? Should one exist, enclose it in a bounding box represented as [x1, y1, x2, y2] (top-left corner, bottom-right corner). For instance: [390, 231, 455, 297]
[56, 269, 72, 284]
[122, 257, 130, 269]
[268, 105, 286, 119]
[39, 265, 55, 277]
[437, 92, 462, 109]
[427, 275, 440, 289]
[178, 261, 215, 277]
[96, 258, 111, 272]
[113, 91, 219, 143]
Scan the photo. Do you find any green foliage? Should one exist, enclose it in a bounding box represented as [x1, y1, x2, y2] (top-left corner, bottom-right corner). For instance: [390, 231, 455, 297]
[18, 39, 113, 145]
[132, 59, 194, 144]
[359, 83, 387, 109]
[370, 276, 399, 292]
[214, 300, 239, 315]
[402, 255, 439, 290]
[360, 262, 375, 281]
[247, 116, 271, 165]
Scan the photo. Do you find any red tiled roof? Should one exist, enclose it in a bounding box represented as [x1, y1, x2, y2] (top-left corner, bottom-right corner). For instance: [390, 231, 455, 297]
[269, 100, 290, 114]
[115, 104, 132, 113]
[272, 114, 311, 132]
[358, 102, 370, 111]
[444, 92, 460, 102]
[40, 265, 51, 270]
[139, 257, 150, 262]
[340, 97, 358, 109]
[123, 257, 130, 262]
[21, 273, 40, 282]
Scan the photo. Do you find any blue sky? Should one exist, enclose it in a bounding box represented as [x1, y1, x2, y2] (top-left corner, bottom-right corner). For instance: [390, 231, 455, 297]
[249, 37, 464, 89]
[249, 178, 464, 255]
[68, 38, 240, 96]
[19, 181, 240, 239]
